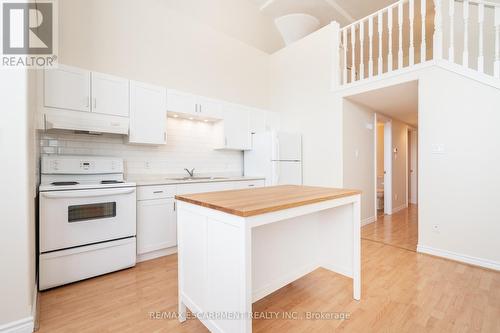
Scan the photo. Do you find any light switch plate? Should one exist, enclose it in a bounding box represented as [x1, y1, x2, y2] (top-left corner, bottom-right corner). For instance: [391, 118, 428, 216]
[431, 143, 445, 154]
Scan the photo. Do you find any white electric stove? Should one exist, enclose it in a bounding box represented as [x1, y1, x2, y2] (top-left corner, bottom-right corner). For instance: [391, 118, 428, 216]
[39, 155, 137, 290]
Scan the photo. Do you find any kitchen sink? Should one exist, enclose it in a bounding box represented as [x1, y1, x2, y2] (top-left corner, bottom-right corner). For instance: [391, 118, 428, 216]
[165, 176, 230, 181]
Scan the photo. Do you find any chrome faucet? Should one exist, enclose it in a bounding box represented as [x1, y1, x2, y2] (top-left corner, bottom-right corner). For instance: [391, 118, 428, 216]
[184, 168, 195, 177]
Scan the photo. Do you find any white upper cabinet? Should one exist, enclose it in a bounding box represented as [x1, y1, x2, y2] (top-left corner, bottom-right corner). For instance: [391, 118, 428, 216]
[129, 81, 167, 145]
[214, 103, 251, 150]
[166, 89, 198, 116]
[44, 65, 91, 112]
[91, 72, 129, 117]
[167, 89, 222, 120]
[196, 96, 222, 119]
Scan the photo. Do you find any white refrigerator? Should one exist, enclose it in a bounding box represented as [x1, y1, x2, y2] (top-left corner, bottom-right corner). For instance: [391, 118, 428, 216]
[244, 131, 302, 186]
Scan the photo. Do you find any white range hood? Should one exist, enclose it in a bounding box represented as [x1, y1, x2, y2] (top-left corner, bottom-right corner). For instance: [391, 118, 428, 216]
[44, 110, 129, 135]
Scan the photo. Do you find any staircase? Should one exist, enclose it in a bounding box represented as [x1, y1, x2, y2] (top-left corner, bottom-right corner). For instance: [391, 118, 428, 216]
[332, 0, 500, 88]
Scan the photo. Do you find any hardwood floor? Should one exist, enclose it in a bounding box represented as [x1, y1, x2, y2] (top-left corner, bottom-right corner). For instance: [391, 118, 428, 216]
[38, 227, 500, 332]
[362, 204, 418, 251]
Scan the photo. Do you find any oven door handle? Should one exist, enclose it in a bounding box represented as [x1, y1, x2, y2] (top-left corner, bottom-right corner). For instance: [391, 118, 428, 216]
[41, 188, 135, 199]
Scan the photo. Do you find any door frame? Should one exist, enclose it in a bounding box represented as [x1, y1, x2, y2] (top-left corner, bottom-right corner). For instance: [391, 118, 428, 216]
[407, 128, 418, 204]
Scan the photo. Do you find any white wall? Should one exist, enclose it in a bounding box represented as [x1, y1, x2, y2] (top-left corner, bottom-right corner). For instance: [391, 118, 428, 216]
[342, 100, 376, 222]
[418, 67, 500, 268]
[58, 0, 270, 109]
[0, 70, 36, 331]
[40, 118, 242, 176]
[164, 0, 284, 53]
[269, 23, 343, 187]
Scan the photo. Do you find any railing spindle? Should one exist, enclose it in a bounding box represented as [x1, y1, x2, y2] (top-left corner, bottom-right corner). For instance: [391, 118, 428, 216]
[477, 3, 484, 73]
[495, 6, 500, 78]
[378, 11, 383, 75]
[409, 0, 415, 66]
[398, 2, 404, 69]
[351, 25, 356, 82]
[421, 0, 427, 62]
[388, 7, 394, 71]
[433, 0, 443, 59]
[449, 0, 455, 62]
[463, 0, 469, 68]
[343, 29, 348, 85]
[369, 16, 374, 77]
[360, 22, 365, 79]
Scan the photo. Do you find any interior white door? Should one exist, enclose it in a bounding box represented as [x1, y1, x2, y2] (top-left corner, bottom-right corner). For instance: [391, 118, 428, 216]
[409, 130, 418, 204]
[275, 132, 302, 161]
[91, 72, 129, 117]
[271, 161, 302, 185]
[384, 122, 392, 214]
[166, 89, 197, 116]
[44, 65, 91, 112]
[129, 81, 167, 145]
[137, 198, 177, 254]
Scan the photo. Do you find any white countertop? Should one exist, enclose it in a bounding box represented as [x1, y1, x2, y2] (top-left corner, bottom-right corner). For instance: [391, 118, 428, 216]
[126, 175, 265, 187]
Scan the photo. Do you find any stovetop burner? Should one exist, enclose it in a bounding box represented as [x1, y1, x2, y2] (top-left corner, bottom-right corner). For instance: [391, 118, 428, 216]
[51, 181, 79, 186]
[101, 180, 125, 184]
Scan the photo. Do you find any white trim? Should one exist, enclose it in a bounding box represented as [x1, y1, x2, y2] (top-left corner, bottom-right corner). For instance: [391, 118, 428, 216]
[259, 0, 275, 11]
[137, 246, 177, 263]
[0, 317, 34, 333]
[390, 204, 407, 215]
[417, 245, 500, 271]
[361, 215, 377, 226]
[31, 280, 38, 332]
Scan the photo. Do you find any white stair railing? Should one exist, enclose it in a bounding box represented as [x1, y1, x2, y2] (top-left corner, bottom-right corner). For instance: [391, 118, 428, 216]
[336, 0, 500, 87]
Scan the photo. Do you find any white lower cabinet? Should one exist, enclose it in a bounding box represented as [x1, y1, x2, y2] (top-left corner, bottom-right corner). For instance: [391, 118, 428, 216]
[137, 192, 177, 256]
[136, 179, 264, 261]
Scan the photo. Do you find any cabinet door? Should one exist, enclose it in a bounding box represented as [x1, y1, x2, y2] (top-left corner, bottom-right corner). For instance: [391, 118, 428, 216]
[129, 81, 167, 145]
[44, 65, 91, 112]
[166, 89, 197, 116]
[137, 198, 177, 254]
[220, 104, 251, 150]
[197, 96, 222, 119]
[91, 72, 129, 117]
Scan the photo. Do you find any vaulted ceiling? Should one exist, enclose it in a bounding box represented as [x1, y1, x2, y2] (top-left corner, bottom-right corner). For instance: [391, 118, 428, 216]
[252, 0, 398, 27]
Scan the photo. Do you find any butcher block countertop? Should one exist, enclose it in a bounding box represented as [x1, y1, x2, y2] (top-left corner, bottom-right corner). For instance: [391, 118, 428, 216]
[175, 185, 361, 217]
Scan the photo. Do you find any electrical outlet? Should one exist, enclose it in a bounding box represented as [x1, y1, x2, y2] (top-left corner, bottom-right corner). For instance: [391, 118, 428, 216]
[145, 161, 151, 169]
[394, 194, 398, 201]
[432, 224, 440, 233]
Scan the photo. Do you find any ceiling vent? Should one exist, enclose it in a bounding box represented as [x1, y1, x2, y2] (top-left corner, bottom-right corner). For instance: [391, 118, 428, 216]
[274, 13, 320, 45]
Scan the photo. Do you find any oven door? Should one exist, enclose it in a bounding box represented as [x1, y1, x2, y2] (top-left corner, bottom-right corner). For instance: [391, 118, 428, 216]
[40, 187, 136, 253]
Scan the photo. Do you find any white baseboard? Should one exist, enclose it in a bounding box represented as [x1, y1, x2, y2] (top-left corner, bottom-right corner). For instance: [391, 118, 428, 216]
[0, 317, 34, 333]
[137, 246, 177, 263]
[417, 245, 500, 271]
[390, 204, 408, 215]
[361, 216, 376, 226]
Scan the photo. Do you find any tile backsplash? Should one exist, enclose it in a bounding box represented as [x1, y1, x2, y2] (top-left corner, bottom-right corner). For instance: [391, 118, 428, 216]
[40, 118, 243, 176]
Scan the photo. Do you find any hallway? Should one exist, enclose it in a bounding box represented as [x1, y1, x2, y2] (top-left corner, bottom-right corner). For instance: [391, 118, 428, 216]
[362, 205, 418, 251]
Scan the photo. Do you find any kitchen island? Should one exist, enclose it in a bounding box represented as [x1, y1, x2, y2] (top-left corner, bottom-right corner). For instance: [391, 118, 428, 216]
[175, 185, 361, 333]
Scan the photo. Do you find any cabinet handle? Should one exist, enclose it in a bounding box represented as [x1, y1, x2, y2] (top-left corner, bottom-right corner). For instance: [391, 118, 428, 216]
[199, 104, 202, 113]
[85, 96, 90, 108]
[174, 201, 176, 211]
[93, 98, 97, 109]
[248, 184, 255, 187]
[164, 132, 167, 142]
[224, 137, 227, 147]
[153, 190, 164, 194]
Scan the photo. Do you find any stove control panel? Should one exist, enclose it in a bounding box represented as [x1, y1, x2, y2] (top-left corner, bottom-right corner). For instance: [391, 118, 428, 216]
[42, 156, 124, 175]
